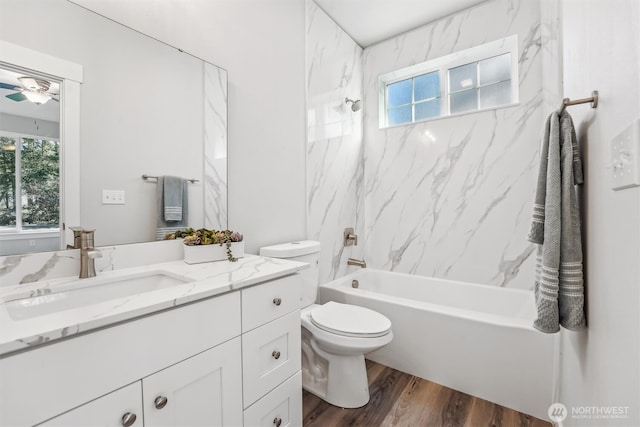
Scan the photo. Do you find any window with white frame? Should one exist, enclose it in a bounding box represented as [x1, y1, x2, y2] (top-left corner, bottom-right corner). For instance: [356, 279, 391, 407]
[379, 35, 519, 128]
[0, 134, 60, 233]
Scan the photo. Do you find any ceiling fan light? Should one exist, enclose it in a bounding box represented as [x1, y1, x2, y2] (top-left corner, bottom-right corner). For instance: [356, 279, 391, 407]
[23, 90, 51, 105]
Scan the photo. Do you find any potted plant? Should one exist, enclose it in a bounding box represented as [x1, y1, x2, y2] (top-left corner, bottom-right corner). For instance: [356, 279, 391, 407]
[165, 228, 244, 263]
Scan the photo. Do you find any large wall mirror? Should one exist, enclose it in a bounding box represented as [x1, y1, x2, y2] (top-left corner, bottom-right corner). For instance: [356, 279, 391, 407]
[0, 0, 228, 256]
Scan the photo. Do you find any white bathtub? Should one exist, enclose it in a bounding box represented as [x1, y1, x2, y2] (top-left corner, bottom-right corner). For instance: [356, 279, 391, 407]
[318, 269, 554, 420]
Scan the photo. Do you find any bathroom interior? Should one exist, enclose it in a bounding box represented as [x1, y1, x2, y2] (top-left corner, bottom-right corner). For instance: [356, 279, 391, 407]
[0, 0, 638, 426]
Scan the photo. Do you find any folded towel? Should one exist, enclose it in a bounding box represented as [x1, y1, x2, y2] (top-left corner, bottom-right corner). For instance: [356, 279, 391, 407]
[528, 111, 586, 333]
[156, 176, 189, 240]
[163, 175, 184, 222]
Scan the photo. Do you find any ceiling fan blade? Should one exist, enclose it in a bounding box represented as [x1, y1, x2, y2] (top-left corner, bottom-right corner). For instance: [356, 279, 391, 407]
[0, 82, 19, 91]
[6, 92, 27, 102]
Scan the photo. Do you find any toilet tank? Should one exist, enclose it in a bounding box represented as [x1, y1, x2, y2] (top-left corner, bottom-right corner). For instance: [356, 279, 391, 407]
[259, 241, 320, 307]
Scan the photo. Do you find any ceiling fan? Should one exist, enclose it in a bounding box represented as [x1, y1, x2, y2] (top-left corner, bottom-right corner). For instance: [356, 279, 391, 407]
[0, 76, 59, 105]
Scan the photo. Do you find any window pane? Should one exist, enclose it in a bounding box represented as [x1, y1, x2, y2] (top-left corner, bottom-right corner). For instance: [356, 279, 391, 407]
[415, 99, 440, 121]
[388, 106, 412, 126]
[479, 80, 512, 109]
[21, 138, 59, 229]
[387, 79, 412, 107]
[414, 72, 440, 101]
[449, 63, 477, 93]
[0, 137, 17, 227]
[450, 89, 478, 114]
[479, 53, 511, 86]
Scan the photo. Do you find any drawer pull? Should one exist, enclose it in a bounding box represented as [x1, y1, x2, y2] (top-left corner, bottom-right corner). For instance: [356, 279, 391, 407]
[121, 412, 137, 427]
[273, 417, 282, 427]
[154, 395, 168, 409]
[272, 350, 281, 360]
[273, 297, 282, 306]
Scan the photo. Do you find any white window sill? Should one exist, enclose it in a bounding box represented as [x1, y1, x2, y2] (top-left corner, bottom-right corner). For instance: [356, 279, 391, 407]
[0, 229, 60, 241]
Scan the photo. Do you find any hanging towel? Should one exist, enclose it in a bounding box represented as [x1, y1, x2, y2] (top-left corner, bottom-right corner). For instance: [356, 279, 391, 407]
[163, 175, 184, 222]
[528, 111, 586, 333]
[156, 176, 189, 240]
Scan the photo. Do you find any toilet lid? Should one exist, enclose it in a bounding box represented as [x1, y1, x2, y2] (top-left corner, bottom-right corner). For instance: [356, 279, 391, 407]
[310, 302, 391, 338]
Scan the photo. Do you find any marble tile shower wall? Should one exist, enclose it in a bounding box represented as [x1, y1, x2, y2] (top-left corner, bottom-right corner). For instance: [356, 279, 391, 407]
[305, 0, 364, 284]
[362, 0, 544, 288]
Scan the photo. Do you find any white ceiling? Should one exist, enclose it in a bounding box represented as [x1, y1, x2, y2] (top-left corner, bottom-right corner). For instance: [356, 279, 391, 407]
[314, 0, 489, 47]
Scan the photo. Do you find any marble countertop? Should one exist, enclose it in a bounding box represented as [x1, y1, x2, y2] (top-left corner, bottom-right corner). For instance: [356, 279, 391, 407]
[0, 255, 307, 356]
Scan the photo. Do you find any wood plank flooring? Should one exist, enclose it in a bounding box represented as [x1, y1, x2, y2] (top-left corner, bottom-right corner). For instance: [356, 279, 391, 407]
[303, 360, 551, 427]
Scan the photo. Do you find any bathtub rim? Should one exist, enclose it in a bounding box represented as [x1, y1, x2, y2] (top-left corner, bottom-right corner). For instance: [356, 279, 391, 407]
[320, 269, 540, 332]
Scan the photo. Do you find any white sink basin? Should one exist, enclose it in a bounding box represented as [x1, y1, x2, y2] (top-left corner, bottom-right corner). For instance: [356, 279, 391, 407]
[4, 271, 192, 321]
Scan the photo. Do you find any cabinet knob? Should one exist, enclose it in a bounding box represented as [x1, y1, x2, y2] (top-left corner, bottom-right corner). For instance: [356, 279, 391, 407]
[154, 395, 168, 409]
[273, 417, 282, 427]
[272, 350, 281, 360]
[121, 412, 137, 427]
[273, 297, 282, 306]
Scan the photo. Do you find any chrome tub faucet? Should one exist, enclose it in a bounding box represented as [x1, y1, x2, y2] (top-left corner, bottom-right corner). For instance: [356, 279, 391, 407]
[347, 258, 366, 268]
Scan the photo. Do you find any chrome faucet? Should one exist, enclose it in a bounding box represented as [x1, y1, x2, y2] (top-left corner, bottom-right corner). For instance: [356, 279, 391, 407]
[79, 229, 102, 278]
[347, 258, 366, 268]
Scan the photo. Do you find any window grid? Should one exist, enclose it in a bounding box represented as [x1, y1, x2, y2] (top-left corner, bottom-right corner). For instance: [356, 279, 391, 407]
[385, 71, 442, 127]
[378, 36, 518, 129]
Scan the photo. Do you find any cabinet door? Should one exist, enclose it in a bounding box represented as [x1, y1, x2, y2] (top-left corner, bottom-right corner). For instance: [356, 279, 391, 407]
[37, 382, 142, 427]
[143, 337, 243, 427]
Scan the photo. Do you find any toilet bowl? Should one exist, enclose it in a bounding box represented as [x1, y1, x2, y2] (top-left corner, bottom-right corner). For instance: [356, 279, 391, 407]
[259, 241, 393, 408]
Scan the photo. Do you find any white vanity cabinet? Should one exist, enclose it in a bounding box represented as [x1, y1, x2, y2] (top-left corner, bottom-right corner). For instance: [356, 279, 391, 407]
[0, 270, 304, 427]
[241, 274, 303, 427]
[38, 338, 243, 427]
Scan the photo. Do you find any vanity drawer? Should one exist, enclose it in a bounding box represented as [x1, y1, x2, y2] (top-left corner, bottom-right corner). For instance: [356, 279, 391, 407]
[242, 310, 301, 407]
[241, 273, 301, 332]
[243, 371, 302, 427]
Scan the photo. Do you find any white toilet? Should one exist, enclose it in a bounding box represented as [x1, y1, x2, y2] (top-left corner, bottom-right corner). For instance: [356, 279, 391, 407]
[259, 241, 393, 408]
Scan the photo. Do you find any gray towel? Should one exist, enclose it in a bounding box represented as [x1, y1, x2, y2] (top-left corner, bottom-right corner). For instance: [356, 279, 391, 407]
[528, 111, 586, 333]
[156, 176, 189, 240]
[163, 175, 184, 222]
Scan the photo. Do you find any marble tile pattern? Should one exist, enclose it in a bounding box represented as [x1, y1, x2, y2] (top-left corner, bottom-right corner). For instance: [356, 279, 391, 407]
[306, 0, 365, 284]
[203, 63, 228, 230]
[362, 0, 545, 289]
[0, 254, 306, 355]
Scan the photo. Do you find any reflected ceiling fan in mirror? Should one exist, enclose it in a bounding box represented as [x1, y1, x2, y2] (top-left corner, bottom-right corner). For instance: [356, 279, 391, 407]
[0, 76, 59, 105]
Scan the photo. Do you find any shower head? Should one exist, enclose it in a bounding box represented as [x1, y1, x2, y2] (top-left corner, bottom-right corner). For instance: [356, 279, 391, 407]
[345, 97, 362, 112]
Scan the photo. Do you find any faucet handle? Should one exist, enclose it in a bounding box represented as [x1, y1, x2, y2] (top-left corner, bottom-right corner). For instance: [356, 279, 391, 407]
[88, 249, 102, 259]
[344, 227, 358, 246]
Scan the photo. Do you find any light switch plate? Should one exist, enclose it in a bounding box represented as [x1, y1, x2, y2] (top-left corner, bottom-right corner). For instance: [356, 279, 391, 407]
[611, 119, 640, 191]
[102, 189, 125, 204]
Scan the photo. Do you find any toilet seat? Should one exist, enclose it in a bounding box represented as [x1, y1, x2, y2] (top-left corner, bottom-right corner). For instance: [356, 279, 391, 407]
[310, 302, 391, 338]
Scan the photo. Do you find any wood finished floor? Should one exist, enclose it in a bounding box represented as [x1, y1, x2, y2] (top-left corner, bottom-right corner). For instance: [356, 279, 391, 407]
[303, 360, 551, 427]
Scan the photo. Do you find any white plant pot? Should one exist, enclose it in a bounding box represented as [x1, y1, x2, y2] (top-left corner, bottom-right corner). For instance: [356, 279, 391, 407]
[183, 242, 245, 264]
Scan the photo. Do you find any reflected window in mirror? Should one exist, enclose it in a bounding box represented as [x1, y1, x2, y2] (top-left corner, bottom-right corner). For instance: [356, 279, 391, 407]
[0, 65, 61, 254]
[0, 135, 60, 232]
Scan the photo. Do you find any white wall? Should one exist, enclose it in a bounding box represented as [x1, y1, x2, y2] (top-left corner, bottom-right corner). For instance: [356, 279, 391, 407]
[72, 0, 307, 254]
[558, 0, 640, 425]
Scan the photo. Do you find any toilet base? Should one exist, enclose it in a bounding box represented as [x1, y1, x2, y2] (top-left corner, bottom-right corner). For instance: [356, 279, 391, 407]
[301, 330, 371, 408]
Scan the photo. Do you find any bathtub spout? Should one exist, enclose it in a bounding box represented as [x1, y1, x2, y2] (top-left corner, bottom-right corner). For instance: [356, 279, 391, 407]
[347, 258, 366, 268]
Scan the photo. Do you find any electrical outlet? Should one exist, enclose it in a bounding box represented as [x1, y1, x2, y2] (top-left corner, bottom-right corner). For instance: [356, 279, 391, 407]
[102, 190, 125, 205]
[611, 119, 640, 191]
